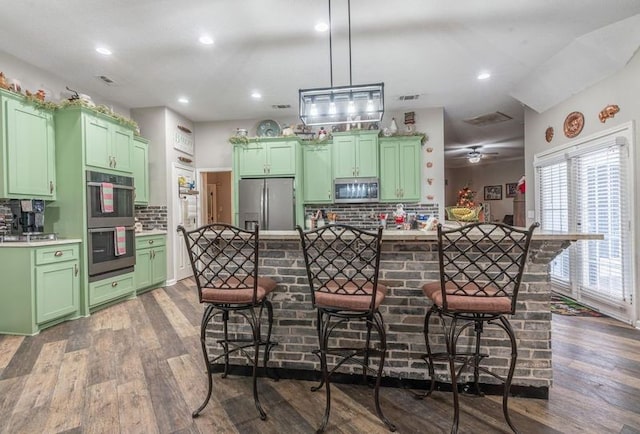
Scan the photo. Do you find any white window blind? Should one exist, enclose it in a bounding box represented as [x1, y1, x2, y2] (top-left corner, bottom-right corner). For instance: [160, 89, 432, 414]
[537, 161, 570, 284]
[573, 143, 629, 302]
[535, 128, 633, 318]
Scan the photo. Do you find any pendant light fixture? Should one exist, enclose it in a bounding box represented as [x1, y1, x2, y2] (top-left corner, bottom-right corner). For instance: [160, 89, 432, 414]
[299, 0, 384, 126]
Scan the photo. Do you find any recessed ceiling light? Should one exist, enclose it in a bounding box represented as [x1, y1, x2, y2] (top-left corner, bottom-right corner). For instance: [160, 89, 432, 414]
[251, 92, 262, 99]
[178, 97, 189, 104]
[477, 71, 491, 80]
[95, 47, 112, 56]
[199, 35, 214, 45]
[315, 22, 329, 32]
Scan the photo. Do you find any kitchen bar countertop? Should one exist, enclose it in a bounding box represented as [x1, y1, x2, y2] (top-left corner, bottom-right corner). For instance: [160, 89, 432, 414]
[0, 238, 82, 247]
[257, 228, 603, 242]
[135, 230, 167, 237]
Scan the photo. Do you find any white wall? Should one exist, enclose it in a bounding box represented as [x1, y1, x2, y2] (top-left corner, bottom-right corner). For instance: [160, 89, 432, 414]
[447, 159, 525, 221]
[0, 50, 130, 116]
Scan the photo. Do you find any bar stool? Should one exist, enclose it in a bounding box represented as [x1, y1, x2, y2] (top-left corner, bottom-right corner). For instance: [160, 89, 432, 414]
[179, 223, 278, 420]
[296, 224, 396, 433]
[418, 222, 538, 434]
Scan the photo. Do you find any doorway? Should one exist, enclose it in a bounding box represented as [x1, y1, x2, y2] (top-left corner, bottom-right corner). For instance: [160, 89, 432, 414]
[200, 170, 232, 225]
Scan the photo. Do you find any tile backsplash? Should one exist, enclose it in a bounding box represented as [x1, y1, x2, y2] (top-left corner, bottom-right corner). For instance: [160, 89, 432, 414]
[304, 202, 439, 229]
[135, 205, 168, 230]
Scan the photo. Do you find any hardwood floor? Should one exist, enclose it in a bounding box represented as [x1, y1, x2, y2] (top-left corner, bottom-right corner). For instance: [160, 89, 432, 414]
[1, 280, 639, 433]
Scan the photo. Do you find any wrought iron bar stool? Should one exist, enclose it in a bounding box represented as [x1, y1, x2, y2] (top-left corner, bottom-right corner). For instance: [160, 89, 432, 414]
[179, 223, 278, 420]
[417, 222, 538, 434]
[296, 224, 396, 433]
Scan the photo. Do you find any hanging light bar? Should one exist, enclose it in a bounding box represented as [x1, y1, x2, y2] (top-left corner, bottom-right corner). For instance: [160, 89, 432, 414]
[299, 0, 384, 126]
[299, 83, 384, 126]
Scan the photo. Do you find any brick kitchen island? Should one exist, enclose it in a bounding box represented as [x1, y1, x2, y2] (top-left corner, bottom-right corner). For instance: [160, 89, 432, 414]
[204, 229, 601, 398]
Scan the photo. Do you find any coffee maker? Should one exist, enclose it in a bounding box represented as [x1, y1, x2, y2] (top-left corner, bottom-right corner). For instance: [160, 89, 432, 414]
[9, 199, 45, 233]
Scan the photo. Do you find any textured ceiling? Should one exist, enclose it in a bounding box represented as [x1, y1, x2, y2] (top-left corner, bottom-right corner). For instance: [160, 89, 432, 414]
[0, 1, 638, 167]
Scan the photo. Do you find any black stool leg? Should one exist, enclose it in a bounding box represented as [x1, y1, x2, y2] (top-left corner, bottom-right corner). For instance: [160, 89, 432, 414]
[316, 310, 331, 433]
[472, 319, 484, 396]
[499, 316, 520, 434]
[363, 318, 373, 383]
[247, 307, 267, 420]
[221, 310, 230, 378]
[415, 305, 437, 399]
[311, 309, 327, 393]
[193, 304, 216, 418]
[446, 316, 460, 434]
[372, 311, 397, 432]
[263, 300, 280, 381]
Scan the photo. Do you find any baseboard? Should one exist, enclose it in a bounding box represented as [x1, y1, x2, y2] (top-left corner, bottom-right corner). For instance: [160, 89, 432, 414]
[208, 363, 549, 400]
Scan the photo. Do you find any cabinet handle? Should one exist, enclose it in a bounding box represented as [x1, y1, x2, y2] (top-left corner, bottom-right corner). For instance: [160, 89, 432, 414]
[74, 264, 78, 276]
[113, 157, 117, 168]
[149, 240, 154, 244]
[152, 250, 156, 259]
[111, 281, 118, 287]
[54, 251, 63, 257]
[50, 181, 54, 194]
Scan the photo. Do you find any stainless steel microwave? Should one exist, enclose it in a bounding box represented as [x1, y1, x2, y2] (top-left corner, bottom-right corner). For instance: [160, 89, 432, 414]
[333, 177, 379, 203]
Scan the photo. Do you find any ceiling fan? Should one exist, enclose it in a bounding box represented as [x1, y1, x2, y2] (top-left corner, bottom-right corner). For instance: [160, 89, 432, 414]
[452, 146, 500, 163]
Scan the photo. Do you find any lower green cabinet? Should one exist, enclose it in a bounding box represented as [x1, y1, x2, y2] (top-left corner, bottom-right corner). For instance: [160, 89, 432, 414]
[89, 272, 135, 308]
[134, 233, 167, 293]
[0, 241, 81, 335]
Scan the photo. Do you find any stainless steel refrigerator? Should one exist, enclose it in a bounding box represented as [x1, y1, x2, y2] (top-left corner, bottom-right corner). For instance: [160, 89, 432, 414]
[238, 178, 295, 230]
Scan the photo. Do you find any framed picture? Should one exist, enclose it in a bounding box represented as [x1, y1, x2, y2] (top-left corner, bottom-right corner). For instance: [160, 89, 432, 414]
[506, 182, 518, 198]
[484, 185, 502, 201]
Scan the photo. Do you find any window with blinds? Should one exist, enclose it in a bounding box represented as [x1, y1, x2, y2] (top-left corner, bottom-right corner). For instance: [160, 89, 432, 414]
[537, 162, 570, 284]
[534, 127, 633, 319]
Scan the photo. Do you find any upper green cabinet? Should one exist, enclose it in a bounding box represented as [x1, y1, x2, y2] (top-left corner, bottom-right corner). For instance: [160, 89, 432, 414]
[84, 114, 133, 173]
[235, 138, 298, 177]
[332, 131, 378, 178]
[379, 136, 422, 202]
[133, 136, 149, 205]
[0, 89, 56, 199]
[302, 144, 332, 203]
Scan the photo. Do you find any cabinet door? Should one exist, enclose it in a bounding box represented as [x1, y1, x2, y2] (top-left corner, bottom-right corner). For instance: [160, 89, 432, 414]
[135, 248, 152, 290]
[237, 144, 267, 176]
[151, 247, 167, 284]
[332, 136, 357, 178]
[355, 135, 378, 177]
[379, 142, 400, 201]
[89, 273, 135, 307]
[266, 142, 296, 175]
[5, 98, 56, 198]
[111, 126, 133, 173]
[303, 145, 333, 203]
[398, 141, 421, 201]
[133, 140, 149, 204]
[36, 260, 79, 324]
[84, 116, 111, 170]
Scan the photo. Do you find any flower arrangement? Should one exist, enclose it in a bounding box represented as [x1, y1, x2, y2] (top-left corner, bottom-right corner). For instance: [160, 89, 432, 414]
[456, 186, 476, 207]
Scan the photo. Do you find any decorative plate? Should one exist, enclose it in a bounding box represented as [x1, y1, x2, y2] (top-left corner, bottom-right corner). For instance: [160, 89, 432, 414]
[545, 126, 554, 143]
[563, 111, 584, 138]
[257, 119, 281, 137]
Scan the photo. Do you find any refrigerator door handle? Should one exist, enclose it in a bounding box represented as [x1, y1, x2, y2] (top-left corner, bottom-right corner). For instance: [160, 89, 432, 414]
[264, 185, 269, 229]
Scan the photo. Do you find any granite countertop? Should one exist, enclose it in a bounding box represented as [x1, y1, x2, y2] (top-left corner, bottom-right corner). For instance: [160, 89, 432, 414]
[257, 229, 603, 242]
[135, 229, 167, 237]
[0, 238, 83, 247]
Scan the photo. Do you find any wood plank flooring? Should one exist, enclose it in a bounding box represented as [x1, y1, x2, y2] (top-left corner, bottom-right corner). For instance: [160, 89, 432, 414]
[1, 280, 639, 433]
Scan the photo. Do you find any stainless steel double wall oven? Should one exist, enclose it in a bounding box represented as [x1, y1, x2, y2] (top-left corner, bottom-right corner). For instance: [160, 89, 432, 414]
[86, 170, 136, 281]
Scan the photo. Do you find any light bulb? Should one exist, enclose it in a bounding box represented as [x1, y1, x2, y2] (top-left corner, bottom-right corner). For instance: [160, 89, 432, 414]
[310, 103, 318, 116]
[329, 102, 336, 116]
[366, 99, 374, 112]
[348, 100, 355, 114]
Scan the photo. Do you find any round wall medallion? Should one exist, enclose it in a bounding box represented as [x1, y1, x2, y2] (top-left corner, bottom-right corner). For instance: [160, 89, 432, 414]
[545, 126, 554, 143]
[563, 111, 584, 138]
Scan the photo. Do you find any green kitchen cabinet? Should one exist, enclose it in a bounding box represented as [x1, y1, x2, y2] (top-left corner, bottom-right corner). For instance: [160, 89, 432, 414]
[235, 138, 298, 177]
[133, 136, 149, 205]
[379, 136, 422, 202]
[0, 241, 81, 335]
[84, 112, 134, 173]
[0, 89, 56, 199]
[332, 131, 378, 178]
[134, 233, 167, 293]
[302, 144, 333, 203]
[89, 271, 135, 309]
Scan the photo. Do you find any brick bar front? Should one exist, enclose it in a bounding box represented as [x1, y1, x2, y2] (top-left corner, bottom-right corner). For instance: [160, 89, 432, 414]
[204, 230, 593, 396]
